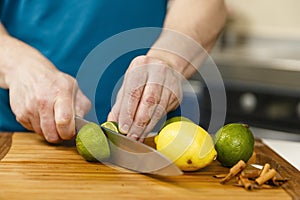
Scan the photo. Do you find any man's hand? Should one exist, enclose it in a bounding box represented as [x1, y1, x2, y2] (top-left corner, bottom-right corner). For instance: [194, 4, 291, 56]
[109, 0, 227, 141]
[0, 33, 91, 143]
[107, 56, 183, 141]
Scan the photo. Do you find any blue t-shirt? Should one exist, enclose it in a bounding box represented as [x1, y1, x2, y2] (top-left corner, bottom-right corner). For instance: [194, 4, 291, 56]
[0, 0, 167, 131]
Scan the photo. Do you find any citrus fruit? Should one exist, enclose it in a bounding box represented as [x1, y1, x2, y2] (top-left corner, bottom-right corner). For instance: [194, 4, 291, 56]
[101, 121, 119, 133]
[76, 122, 110, 162]
[155, 121, 217, 171]
[162, 116, 192, 128]
[214, 123, 255, 167]
[155, 116, 192, 144]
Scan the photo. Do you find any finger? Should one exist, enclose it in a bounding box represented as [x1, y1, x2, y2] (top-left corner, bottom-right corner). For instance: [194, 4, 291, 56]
[138, 104, 167, 142]
[28, 113, 43, 137]
[127, 82, 163, 140]
[165, 71, 183, 112]
[118, 67, 147, 134]
[39, 100, 61, 143]
[139, 88, 171, 140]
[75, 88, 91, 117]
[16, 113, 33, 131]
[13, 102, 42, 135]
[54, 97, 75, 140]
[166, 93, 181, 113]
[19, 118, 43, 139]
[107, 85, 124, 122]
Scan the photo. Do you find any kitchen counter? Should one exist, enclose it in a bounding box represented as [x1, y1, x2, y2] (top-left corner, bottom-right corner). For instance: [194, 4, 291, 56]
[251, 127, 300, 171]
[262, 138, 300, 171]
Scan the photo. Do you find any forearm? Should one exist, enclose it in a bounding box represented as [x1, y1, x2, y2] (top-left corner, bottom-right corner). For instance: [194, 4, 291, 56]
[0, 23, 52, 89]
[147, 0, 227, 78]
[0, 22, 10, 88]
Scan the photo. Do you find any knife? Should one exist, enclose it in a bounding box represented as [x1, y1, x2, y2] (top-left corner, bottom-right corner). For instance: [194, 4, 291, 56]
[75, 116, 183, 176]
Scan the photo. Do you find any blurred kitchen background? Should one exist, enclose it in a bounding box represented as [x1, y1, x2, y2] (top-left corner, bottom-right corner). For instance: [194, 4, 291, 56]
[183, 0, 300, 141]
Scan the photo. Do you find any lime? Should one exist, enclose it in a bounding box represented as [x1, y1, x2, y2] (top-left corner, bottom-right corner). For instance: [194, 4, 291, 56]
[155, 121, 217, 171]
[76, 122, 110, 162]
[214, 123, 255, 167]
[101, 121, 119, 133]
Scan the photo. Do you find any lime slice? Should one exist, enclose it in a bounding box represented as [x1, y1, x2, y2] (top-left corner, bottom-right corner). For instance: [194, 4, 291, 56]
[76, 122, 110, 162]
[101, 121, 120, 133]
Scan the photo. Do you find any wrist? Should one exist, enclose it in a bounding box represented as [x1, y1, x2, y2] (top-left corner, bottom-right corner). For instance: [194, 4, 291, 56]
[146, 48, 189, 76]
[0, 34, 15, 88]
[147, 29, 208, 78]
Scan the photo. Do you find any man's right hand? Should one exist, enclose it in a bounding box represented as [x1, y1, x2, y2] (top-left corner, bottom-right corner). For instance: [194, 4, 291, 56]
[0, 27, 91, 143]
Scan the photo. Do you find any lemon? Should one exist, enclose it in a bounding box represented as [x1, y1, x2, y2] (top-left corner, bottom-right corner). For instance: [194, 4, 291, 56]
[101, 121, 119, 133]
[155, 116, 192, 144]
[214, 123, 255, 167]
[162, 116, 192, 128]
[155, 121, 217, 171]
[76, 122, 110, 162]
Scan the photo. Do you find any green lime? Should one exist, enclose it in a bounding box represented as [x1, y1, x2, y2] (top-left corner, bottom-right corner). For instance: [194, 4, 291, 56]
[76, 122, 110, 162]
[101, 121, 119, 133]
[162, 116, 192, 128]
[214, 123, 254, 167]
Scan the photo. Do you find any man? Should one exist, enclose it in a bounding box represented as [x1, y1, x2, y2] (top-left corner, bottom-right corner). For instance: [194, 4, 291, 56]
[0, 0, 227, 143]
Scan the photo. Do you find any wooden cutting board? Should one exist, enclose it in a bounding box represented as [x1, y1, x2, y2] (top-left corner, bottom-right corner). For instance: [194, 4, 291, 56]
[0, 132, 299, 200]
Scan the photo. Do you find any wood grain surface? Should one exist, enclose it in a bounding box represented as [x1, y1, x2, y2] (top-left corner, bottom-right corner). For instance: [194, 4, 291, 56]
[0, 132, 298, 200]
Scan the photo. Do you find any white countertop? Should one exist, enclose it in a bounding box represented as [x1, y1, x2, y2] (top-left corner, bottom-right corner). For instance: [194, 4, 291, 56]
[250, 127, 300, 171]
[262, 138, 300, 171]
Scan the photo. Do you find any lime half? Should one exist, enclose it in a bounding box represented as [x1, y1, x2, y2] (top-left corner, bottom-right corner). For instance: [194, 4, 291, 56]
[76, 122, 111, 162]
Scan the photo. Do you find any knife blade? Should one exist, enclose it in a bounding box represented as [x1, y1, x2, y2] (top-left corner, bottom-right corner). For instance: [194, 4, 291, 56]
[75, 116, 183, 176]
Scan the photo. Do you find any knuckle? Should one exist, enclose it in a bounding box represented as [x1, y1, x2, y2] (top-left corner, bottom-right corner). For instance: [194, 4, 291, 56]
[15, 109, 31, 123]
[129, 87, 143, 101]
[135, 115, 150, 128]
[144, 95, 158, 107]
[169, 93, 177, 103]
[132, 55, 148, 64]
[37, 98, 50, 111]
[15, 113, 26, 123]
[171, 89, 182, 102]
[56, 112, 73, 126]
[152, 105, 166, 119]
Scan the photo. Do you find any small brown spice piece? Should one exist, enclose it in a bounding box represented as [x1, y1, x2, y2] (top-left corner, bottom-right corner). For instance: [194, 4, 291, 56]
[239, 175, 254, 190]
[216, 161, 288, 191]
[241, 165, 261, 179]
[220, 160, 247, 184]
[259, 163, 271, 177]
[255, 168, 277, 185]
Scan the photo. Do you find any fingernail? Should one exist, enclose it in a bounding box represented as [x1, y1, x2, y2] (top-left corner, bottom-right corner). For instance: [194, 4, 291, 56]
[120, 124, 129, 134]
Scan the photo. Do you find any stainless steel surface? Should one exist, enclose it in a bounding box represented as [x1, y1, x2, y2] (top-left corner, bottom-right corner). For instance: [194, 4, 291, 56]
[251, 127, 300, 142]
[75, 116, 183, 176]
[212, 55, 300, 95]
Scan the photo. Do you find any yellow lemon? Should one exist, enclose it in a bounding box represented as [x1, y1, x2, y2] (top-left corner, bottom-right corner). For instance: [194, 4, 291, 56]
[76, 122, 110, 162]
[155, 121, 217, 171]
[162, 116, 192, 128]
[154, 116, 192, 144]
